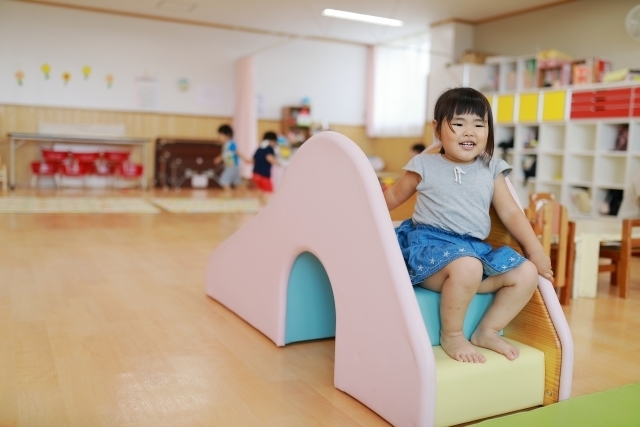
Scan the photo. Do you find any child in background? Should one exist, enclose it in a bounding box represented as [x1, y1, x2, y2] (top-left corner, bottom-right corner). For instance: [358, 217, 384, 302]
[213, 124, 242, 196]
[384, 87, 552, 364]
[242, 131, 279, 204]
[410, 143, 426, 158]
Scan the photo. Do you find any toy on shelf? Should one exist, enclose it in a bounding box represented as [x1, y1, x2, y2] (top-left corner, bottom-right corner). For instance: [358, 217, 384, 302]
[571, 57, 611, 85]
[205, 131, 573, 427]
[536, 50, 573, 88]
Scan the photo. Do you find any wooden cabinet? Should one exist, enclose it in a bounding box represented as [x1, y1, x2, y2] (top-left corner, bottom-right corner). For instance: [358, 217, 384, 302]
[282, 106, 311, 146]
[154, 138, 221, 188]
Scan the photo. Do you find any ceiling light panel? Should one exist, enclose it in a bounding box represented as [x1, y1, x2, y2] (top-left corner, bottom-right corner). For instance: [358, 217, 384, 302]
[322, 9, 403, 27]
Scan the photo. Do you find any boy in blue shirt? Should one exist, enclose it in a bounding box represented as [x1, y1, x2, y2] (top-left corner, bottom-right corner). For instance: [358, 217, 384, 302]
[213, 124, 242, 196]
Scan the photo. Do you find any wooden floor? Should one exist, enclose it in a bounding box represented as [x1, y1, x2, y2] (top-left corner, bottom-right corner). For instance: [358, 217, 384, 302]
[1, 189, 639, 426]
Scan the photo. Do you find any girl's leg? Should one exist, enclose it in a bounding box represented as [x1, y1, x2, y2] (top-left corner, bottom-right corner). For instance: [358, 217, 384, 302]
[421, 257, 485, 363]
[471, 260, 538, 360]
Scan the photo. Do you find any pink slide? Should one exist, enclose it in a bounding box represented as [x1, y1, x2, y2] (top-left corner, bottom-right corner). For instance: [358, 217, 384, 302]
[206, 131, 573, 426]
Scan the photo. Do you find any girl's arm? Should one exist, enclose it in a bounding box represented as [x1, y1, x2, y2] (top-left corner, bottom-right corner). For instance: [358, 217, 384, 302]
[384, 171, 420, 212]
[491, 174, 553, 282]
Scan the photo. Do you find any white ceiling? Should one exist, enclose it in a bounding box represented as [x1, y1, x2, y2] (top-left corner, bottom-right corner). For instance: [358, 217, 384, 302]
[19, 0, 570, 45]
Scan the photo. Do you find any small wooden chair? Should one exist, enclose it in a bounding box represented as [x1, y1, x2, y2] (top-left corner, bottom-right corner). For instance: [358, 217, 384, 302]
[529, 197, 570, 303]
[526, 192, 556, 223]
[598, 218, 640, 298]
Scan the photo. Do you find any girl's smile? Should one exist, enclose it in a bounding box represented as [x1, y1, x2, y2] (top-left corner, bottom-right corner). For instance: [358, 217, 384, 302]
[435, 113, 488, 164]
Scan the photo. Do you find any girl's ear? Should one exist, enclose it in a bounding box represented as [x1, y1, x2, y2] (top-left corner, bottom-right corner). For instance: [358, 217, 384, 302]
[431, 119, 439, 140]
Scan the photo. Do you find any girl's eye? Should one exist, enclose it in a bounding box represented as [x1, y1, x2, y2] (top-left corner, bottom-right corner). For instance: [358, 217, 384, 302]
[475, 125, 485, 128]
[453, 123, 463, 127]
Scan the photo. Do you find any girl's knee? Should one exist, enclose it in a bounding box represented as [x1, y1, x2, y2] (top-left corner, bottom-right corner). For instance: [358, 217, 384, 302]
[516, 260, 539, 290]
[447, 257, 483, 281]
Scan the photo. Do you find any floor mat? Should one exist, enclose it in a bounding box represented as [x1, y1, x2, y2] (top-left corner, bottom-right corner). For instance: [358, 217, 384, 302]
[0, 197, 160, 213]
[476, 382, 640, 426]
[152, 197, 261, 213]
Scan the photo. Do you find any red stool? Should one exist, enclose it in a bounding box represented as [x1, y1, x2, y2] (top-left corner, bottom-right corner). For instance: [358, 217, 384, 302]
[104, 151, 130, 164]
[59, 162, 89, 187]
[30, 162, 60, 188]
[42, 149, 69, 163]
[114, 162, 144, 188]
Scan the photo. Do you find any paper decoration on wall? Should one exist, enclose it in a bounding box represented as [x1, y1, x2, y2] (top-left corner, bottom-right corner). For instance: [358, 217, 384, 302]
[134, 73, 159, 109]
[177, 78, 189, 92]
[15, 71, 25, 86]
[82, 65, 92, 80]
[62, 72, 71, 85]
[105, 74, 114, 88]
[41, 63, 51, 79]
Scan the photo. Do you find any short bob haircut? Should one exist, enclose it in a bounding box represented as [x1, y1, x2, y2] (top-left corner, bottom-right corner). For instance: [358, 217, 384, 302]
[432, 87, 494, 164]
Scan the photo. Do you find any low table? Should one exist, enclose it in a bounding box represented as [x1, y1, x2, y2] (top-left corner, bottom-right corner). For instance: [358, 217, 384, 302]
[572, 219, 640, 299]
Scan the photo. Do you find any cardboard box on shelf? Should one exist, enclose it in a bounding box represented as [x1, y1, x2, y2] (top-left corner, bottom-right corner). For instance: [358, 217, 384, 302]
[458, 50, 493, 64]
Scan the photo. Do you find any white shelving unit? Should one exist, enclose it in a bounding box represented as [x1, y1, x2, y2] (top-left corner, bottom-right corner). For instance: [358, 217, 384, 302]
[488, 89, 639, 219]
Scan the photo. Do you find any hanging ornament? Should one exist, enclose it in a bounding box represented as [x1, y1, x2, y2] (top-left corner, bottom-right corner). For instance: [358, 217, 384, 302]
[15, 71, 25, 86]
[105, 73, 114, 88]
[177, 77, 189, 92]
[62, 71, 71, 85]
[41, 63, 51, 79]
[82, 65, 92, 80]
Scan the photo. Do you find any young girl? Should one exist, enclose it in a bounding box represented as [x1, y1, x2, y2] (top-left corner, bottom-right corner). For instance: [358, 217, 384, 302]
[384, 87, 553, 364]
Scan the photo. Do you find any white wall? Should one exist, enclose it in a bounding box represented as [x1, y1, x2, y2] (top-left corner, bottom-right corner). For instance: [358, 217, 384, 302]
[474, 0, 640, 70]
[0, 1, 367, 125]
[255, 39, 367, 125]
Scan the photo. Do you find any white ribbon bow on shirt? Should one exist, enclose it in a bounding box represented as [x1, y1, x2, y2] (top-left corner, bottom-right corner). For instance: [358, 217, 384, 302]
[454, 166, 466, 184]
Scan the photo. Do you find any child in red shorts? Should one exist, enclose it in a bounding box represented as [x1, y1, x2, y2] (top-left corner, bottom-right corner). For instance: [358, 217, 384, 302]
[244, 131, 279, 203]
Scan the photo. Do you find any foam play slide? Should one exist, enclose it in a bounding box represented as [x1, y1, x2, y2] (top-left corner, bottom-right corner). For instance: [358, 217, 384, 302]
[206, 131, 573, 426]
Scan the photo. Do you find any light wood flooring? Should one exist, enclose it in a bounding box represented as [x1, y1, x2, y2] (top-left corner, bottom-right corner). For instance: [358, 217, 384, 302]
[1, 189, 639, 426]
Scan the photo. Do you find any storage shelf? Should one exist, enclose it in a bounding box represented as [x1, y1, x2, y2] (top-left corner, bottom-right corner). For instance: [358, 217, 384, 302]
[597, 151, 628, 157]
[567, 180, 593, 186]
[595, 183, 626, 190]
[569, 150, 595, 156]
[540, 149, 564, 155]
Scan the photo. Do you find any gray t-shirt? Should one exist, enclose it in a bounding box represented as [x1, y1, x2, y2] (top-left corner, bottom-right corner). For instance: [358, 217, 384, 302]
[404, 154, 512, 240]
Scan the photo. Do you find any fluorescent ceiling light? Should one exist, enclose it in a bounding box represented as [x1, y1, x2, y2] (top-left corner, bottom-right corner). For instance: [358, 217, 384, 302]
[322, 9, 403, 27]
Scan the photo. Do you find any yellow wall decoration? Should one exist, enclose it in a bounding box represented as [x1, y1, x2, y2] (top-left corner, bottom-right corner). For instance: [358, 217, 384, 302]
[41, 63, 51, 79]
[105, 74, 114, 88]
[62, 72, 71, 85]
[82, 65, 92, 80]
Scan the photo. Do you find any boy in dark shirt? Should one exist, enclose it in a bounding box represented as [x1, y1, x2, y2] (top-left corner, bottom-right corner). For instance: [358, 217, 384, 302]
[241, 131, 279, 203]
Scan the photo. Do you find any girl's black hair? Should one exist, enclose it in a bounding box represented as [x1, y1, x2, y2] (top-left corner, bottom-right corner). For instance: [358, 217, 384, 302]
[433, 87, 494, 164]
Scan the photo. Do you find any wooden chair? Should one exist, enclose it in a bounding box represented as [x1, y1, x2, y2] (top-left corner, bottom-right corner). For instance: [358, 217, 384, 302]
[527, 193, 571, 304]
[525, 192, 556, 222]
[0, 153, 7, 192]
[598, 218, 640, 298]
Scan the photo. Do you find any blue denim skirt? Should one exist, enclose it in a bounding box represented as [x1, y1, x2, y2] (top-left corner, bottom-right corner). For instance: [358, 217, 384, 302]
[395, 219, 527, 285]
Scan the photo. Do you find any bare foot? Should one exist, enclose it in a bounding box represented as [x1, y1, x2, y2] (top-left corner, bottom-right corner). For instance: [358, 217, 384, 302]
[441, 331, 486, 363]
[470, 328, 519, 360]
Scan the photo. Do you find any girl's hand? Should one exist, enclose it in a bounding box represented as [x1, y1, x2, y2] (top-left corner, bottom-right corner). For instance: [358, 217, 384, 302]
[528, 251, 553, 283]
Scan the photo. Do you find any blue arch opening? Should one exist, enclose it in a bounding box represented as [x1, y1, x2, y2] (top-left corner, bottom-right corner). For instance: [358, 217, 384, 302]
[285, 252, 336, 344]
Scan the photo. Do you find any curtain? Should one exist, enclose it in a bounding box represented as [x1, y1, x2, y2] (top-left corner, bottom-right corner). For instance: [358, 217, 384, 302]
[366, 45, 429, 138]
[233, 56, 257, 178]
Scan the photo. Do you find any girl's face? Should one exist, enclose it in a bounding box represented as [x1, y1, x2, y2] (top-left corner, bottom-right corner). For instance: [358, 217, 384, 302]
[434, 113, 488, 164]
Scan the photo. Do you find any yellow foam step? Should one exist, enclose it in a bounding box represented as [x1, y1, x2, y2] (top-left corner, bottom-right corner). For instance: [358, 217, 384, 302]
[435, 338, 545, 427]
